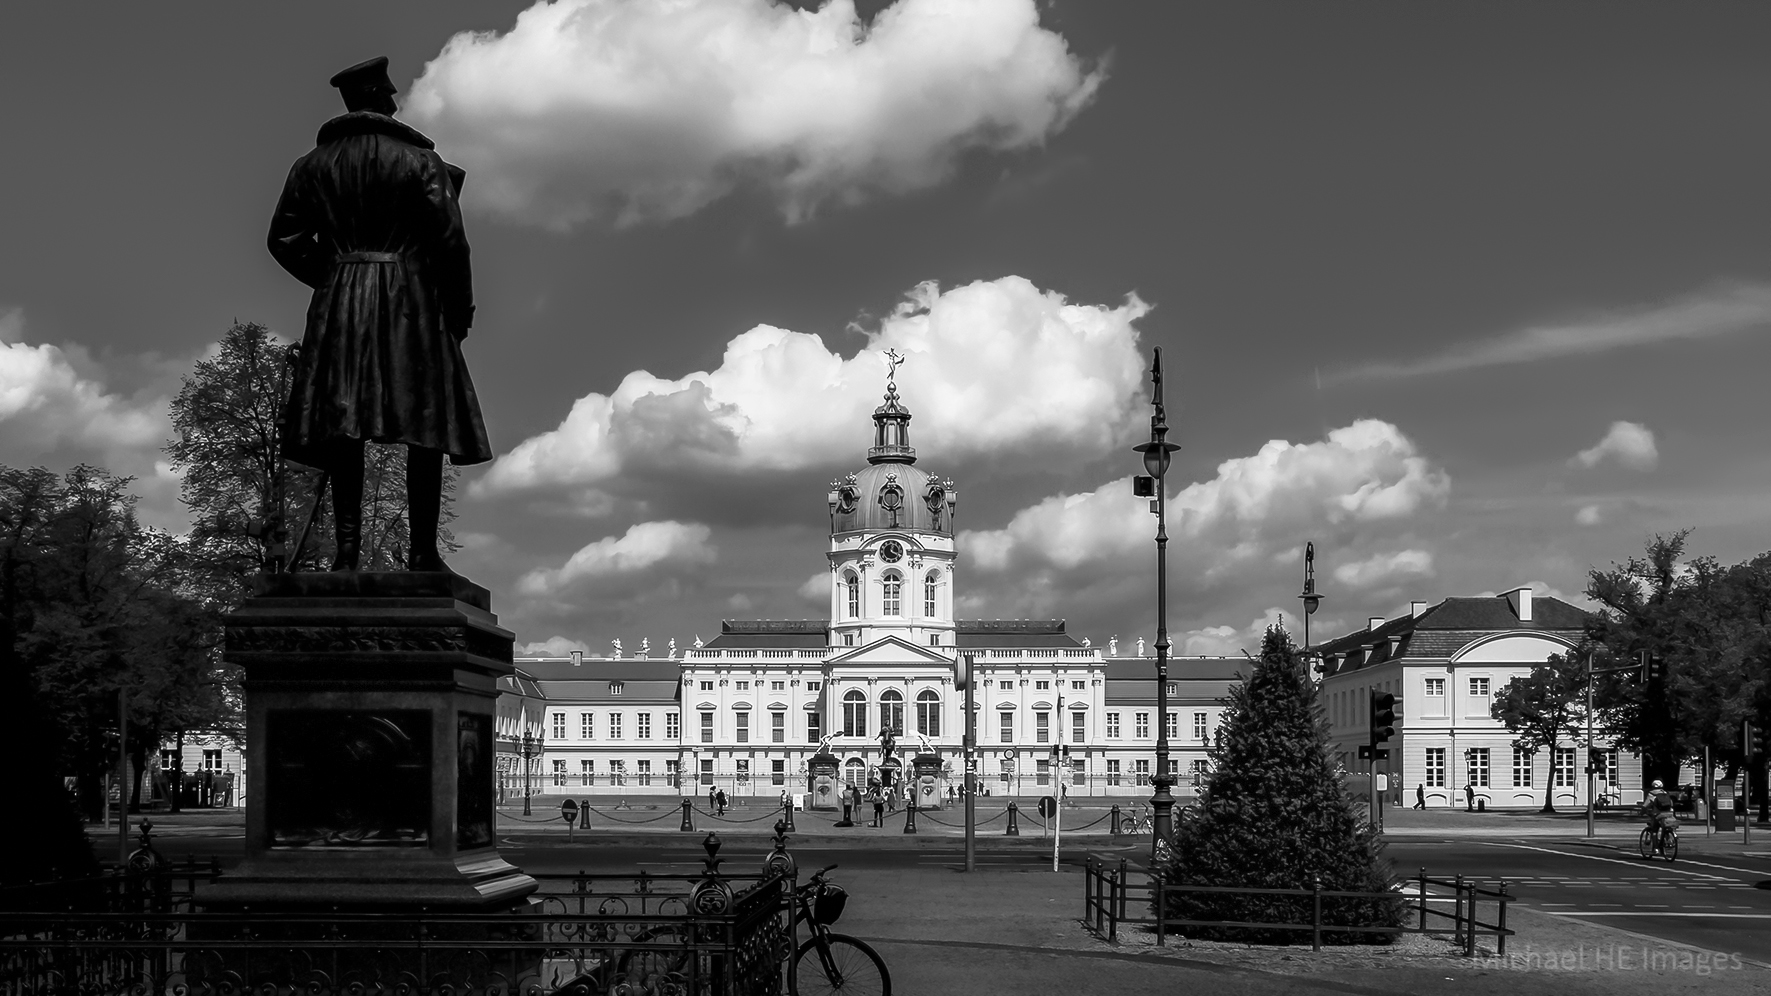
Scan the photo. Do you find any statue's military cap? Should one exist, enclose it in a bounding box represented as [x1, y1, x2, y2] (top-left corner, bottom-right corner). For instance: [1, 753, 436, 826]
[329, 56, 395, 94]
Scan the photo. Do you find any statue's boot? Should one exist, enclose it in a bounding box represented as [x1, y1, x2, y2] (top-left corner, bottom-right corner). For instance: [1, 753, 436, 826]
[329, 443, 364, 572]
[406, 445, 453, 574]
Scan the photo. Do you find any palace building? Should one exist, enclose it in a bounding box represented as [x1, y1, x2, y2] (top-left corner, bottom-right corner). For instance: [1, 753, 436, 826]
[495, 368, 1238, 803]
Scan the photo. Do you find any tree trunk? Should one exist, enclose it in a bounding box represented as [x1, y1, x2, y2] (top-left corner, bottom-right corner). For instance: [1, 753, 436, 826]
[128, 743, 147, 811]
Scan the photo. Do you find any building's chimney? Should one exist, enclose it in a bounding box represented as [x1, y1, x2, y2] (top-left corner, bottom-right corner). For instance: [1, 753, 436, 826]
[571, 650, 582, 666]
[1368, 616, 1385, 632]
[1505, 586, 1533, 622]
[1411, 600, 1428, 618]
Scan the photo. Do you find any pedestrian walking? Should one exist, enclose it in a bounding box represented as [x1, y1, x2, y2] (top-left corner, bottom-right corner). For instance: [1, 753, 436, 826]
[707, 784, 716, 812]
[1414, 784, 1426, 810]
[716, 787, 728, 816]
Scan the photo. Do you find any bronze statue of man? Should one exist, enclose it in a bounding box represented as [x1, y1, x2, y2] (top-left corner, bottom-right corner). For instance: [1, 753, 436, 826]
[267, 56, 491, 572]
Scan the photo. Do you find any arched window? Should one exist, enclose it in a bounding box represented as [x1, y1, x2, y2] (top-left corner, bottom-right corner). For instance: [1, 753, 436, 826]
[916, 689, 941, 737]
[882, 572, 902, 616]
[842, 690, 867, 737]
[879, 689, 904, 735]
[844, 758, 866, 786]
[924, 571, 939, 617]
[844, 571, 859, 618]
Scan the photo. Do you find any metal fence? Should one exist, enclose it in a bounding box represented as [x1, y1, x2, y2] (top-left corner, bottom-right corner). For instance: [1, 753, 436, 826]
[1083, 855, 1513, 955]
[1, 832, 793, 996]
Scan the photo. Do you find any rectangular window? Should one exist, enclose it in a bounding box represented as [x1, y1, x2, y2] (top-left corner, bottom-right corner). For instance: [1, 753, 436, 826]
[1468, 747, 1490, 788]
[700, 759, 714, 785]
[581, 713, 595, 739]
[1035, 711, 1050, 743]
[1073, 760, 1086, 786]
[1035, 680, 1050, 691]
[1470, 677, 1490, 697]
[1602, 748, 1619, 787]
[1167, 683, 1178, 696]
[552, 759, 566, 786]
[1553, 747, 1576, 787]
[666, 760, 679, 787]
[609, 682, 624, 696]
[1107, 759, 1121, 786]
[609, 713, 623, 739]
[844, 633, 855, 646]
[736, 681, 750, 691]
[637, 713, 652, 740]
[700, 712, 714, 744]
[772, 760, 785, 785]
[771, 712, 785, 743]
[807, 681, 822, 692]
[1073, 680, 1086, 691]
[700, 681, 714, 692]
[999, 759, 1012, 784]
[1035, 759, 1050, 785]
[638, 760, 652, 786]
[1106, 713, 1121, 738]
[203, 749, 223, 772]
[1189, 759, 1210, 788]
[1135, 759, 1150, 786]
[551, 713, 566, 739]
[771, 681, 785, 692]
[1192, 712, 1208, 740]
[807, 712, 821, 743]
[736, 759, 750, 783]
[1513, 748, 1533, 787]
[580, 760, 594, 786]
[1135, 713, 1150, 738]
[1000, 712, 1013, 744]
[666, 713, 681, 740]
[1467, 677, 1491, 716]
[735, 712, 750, 743]
[1165, 712, 1178, 740]
[929, 634, 940, 647]
[1425, 747, 1446, 788]
[1071, 711, 1085, 744]
[610, 760, 625, 785]
[1425, 677, 1445, 697]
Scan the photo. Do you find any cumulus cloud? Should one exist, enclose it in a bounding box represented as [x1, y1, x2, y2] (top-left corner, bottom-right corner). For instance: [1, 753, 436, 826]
[406, 0, 1104, 228]
[517, 520, 716, 596]
[1332, 549, 1435, 590]
[797, 571, 828, 604]
[1575, 504, 1603, 526]
[1179, 608, 1299, 658]
[1572, 421, 1658, 471]
[519, 635, 592, 657]
[1331, 281, 1771, 381]
[476, 277, 1149, 497]
[0, 309, 167, 456]
[963, 420, 1450, 577]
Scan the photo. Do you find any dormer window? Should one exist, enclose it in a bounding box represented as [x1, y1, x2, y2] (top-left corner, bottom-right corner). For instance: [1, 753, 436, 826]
[609, 681, 624, 696]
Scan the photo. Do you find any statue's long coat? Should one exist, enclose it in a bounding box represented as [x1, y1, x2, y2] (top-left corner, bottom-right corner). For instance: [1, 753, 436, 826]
[268, 111, 491, 468]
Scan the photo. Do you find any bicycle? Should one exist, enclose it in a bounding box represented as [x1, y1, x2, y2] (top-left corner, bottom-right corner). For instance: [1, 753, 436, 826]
[788, 864, 890, 996]
[1637, 821, 1678, 862]
[1119, 805, 1153, 835]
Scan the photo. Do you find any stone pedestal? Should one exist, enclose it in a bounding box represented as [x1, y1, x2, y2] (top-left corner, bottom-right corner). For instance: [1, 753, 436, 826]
[204, 572, 536, 911]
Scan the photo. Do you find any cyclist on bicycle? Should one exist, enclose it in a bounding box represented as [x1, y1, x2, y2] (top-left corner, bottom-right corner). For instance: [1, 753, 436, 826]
[1637, 779, 1678, 847]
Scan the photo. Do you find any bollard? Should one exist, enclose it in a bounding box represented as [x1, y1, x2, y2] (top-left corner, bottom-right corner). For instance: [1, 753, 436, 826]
[782, 799, 796, 833]
[1110, 804, 1121, 835]
[1496, 881, 1509, 956]
[680, 799, 695, 832]
[1006, 801, 1020, 836]
[581, 799, 591, 831]
[904, 802, 917, 834]
[1453, 873, 1466, 948]
[1418, 866, 1428, 932]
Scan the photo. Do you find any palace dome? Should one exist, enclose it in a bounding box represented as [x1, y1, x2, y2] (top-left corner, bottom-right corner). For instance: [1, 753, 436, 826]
[828, 360, 956, 536]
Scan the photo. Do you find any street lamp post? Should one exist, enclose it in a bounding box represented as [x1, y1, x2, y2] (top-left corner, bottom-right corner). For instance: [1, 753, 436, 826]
[1298, 542, 1323, 662]
[1133, 346, 1182, 857]
[521, 731, 536, 816]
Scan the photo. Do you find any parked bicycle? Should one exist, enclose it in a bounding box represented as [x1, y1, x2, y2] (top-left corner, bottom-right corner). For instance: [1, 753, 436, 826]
[788, 864, 890, 996]
[1119, 804, 1154, 835]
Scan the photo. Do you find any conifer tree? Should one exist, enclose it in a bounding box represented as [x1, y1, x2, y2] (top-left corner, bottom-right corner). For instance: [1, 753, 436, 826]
[1154, 625, 1402, 944]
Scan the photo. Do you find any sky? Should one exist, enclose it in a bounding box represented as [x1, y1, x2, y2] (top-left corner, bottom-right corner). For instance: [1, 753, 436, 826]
[2, 0, 1768, 658]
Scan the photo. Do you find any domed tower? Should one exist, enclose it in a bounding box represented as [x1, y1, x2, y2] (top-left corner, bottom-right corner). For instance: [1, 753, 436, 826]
[826, 352, 958, 650]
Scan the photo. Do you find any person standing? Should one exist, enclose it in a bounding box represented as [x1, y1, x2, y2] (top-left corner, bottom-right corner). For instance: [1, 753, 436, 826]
[1464, 782, 1475, 812]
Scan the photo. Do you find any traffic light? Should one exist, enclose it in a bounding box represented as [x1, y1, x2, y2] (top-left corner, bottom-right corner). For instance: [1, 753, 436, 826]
[1369, 691, 1396, 744]
[1747, 721, 1763, 760]
[1637, 650, 1665, 683]
[1132, 476, 1156, 497]
[1588, 748, 1607, 776]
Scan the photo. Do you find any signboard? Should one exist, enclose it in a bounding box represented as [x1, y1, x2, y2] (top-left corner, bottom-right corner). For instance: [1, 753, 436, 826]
[1038, 796, 1057, 819]
[1715, 779, 1736, 832]
[560, 799, 579, 826]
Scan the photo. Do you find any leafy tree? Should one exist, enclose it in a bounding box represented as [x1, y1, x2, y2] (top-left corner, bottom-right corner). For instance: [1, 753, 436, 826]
[0, 465, 235, 882]
[1489, 651, 1589, 813]
[166, 321, 458, 592]
[1154, 626, 1402, 944]
[1585, 532, 1771, 791]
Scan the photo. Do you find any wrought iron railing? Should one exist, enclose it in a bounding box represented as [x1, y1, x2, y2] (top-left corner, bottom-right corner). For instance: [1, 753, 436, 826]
[1, 829, 793, 996]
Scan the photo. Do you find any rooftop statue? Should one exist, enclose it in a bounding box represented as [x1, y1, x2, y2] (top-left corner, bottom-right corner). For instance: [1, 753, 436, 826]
[268, 56, 491, 573]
